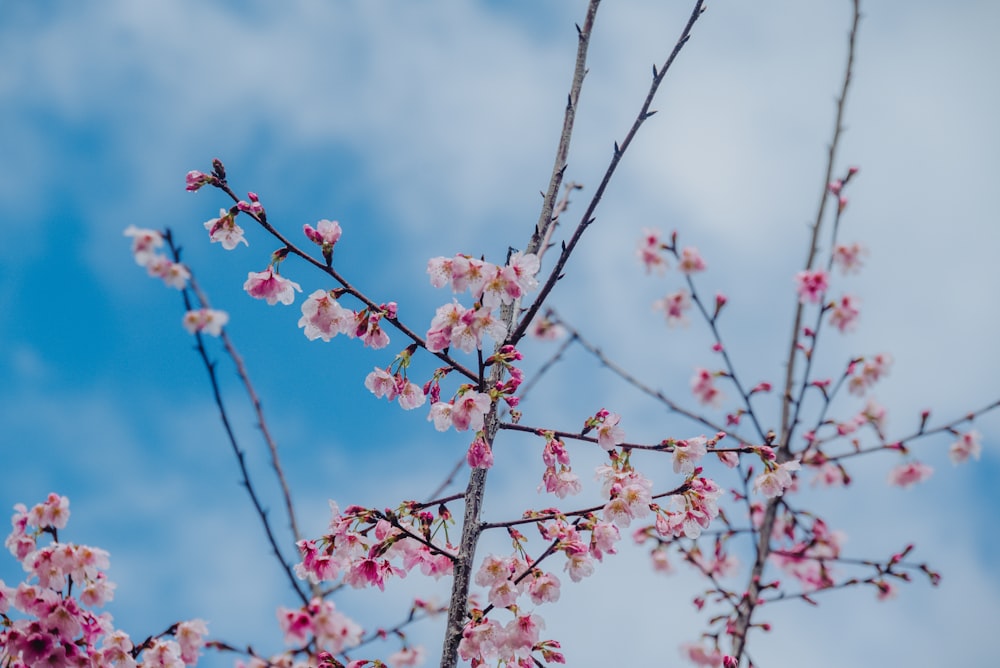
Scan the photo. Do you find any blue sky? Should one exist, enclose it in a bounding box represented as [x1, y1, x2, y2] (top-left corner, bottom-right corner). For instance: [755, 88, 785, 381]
[2, 1, 999, 666]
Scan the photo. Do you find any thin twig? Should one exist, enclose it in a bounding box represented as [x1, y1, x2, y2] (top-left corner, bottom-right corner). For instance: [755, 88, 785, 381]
[509, 0, 707, 346]
[165, 232, 309, 606]
[732, 3, 862, 661]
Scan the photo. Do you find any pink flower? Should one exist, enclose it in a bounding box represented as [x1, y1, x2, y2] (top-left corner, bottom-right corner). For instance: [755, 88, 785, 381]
[123, 225, 163, 266]
[203, 209, 248, 250]
[596, 413, 625, 450]
[466, 438, 494, 469]
[388, 646, 426, 668]
[691, 368, 724, 406]
[507, 251, 540, 294]
[175, 619, 208, 664]
[653, 289, 691, 327]
[811, 462, 848, 487]
[527, 572, 561, 605]
[428, 401, 454, 431]
[753, 460, 801, 498]
[848, 353, 893, 396]
[794, 269, 829, 304]
[636, 228, 668, 274]
[27, 493, 71, 530]
[530, 315, 565, 341]
[364, 367, 399, 401]
[303, 219, 343, 247]
[833, 242, 866, 274]
[145, 255, 190, 290]
[185, 170, 214, 191]
[678, 247, 706, 274]
[244, 268, 302, 305]
[398, 381, 426, 410]
[828, 294, 860, 332]
[451, 391, 492, 432]
[299, 290, 356, 341]
[672, 436, 707, 475]
[681, 642, 724, 667]
[182, 309, 228, 336]
[949, 430, 982, 465]
[887, 461, 933, 488]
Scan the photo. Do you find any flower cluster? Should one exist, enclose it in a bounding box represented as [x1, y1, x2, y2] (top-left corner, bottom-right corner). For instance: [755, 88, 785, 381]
[2, 494, 208, 668]
[846, 353, 892, 396]
[752, 447, 801, 498]
[539, 433, 581, 499]
[124, 225, 191, 290]
[296, 502, 455, 593]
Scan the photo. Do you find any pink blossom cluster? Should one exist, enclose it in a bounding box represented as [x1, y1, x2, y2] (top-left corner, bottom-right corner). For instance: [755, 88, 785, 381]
[769, 517, 845, 591]
[887, 460, 933, 488]
[425, 250, 539, 354]
[691, 368, 724, 407]
[296, 502, 455, 594]
[949, 430, 982, 464]
[539, 434, 581, 499]
[427, 251, 540, 310]
[275, 598, 362, 654]
[365, 365, 426, 411]
[124, 225, 191, 290]
[846, 353, 892, 396]
[458, 613, 558, 667]
[595, 460, 653, 528]
[426, 300, 508, 353]
[1, 494, 208, 668]
[299, 290, 396, 349]
[182, 308, 229, 337]
[752, 451, 801, 499]
[648, 475, 722, 540]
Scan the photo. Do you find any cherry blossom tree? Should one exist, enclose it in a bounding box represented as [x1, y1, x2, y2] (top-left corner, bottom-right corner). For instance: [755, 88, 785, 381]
[3, 1, 995, 667]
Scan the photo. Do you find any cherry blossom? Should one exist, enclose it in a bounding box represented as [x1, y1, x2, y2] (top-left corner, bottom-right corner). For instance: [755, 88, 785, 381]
[887, 461, 933, 488]
[388, 646, 426, 668]
[185, 170, 214, 191]
[303, 219, 343, 248]
[848, 353, 893, 396]
[595, 412, 626, 450]
[450, 390, 492, 432]
[299, 290, 356, 341]
[833, 241, 867, 274]
[653, 289, 691, 327]
[123, 225, 164, 266]
[754, 459, 801, 498]
[829, 294, 860, 332]
[949, 430, 982, 464]
[678, 246, 706, 274]
[794, 269, 829, 304]
[636, 228, 668, 274]
[672, 436, 708, 475]
[146, 255, 191, 290]
[203, 208, 248, 250]
[182, 308, 229, 336]
[691, 368, 724, 406]
[467, 437, 494, 469]
[244, 268, 302, 305]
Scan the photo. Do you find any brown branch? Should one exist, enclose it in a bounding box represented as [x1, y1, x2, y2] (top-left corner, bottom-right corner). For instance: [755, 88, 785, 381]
[509, 0, 707, 346]
[733, 2, 862, 662]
